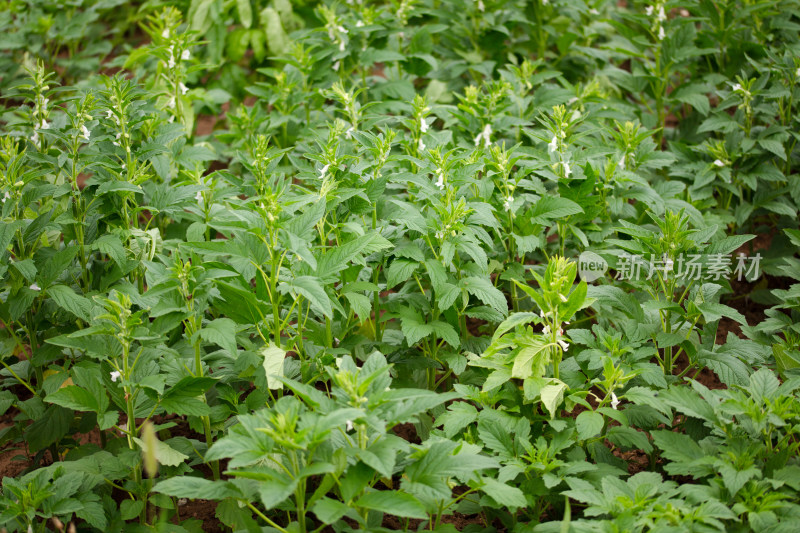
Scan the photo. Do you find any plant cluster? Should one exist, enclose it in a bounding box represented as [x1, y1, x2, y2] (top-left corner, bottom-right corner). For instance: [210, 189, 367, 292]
[1, 0, 800, 531]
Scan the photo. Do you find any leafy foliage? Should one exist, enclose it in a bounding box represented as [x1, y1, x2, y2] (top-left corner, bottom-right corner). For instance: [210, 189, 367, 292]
[1, 0, 799, 531]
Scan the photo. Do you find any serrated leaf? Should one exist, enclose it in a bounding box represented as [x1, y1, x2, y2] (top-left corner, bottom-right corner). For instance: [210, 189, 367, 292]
[463, 276, 507, 316]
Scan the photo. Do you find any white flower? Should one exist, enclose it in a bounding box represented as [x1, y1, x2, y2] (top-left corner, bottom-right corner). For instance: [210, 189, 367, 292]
[195, 191, 203, 202]
[179, 82, 188, 95]
[503, 195, 513, 211]
[167, 96, 176, 109]
[332, 60, 340, 71]
[645, 5, 654, 16]
[658, 25, 665, 40]
[1, 191, 10, 203]
[339, 40, 346, 52]
[30, 131, 38, 146]
[713, 159, 725, 167]
[557, 338, 569, 352]
[81, 125, 91, 140]
[656, 6, 666, 21]
[29, 283, 41, 291]
[563, 161, 571, 177]
[542, 0, 548, 5]
[418, 138, 426, 151]
[319, 164, 330, 179]
[337, 25, 348, 34]
[112, 133, 121, 147]
[41, 97, 49, 111]
[106, 109, 113, 119]
[181, 49, 191, 60]
[356, 20, 364, 28]
[39, 119, 49, 130]
[732, 83, 742, 92]
[481, 123, 492, 147]
[345, 126, 354, 139]
[346, 420, 354, 431]
[162, 29, 170, 39]
[611, 392, 620, 410]
[420, 118, 428, 133]
[548, 134, 558, 153]
[435, 170, 445, 190]
[478, 0, 485, 11]
[110, 370, 121, 382]
[618, 156, 626, 170]
[796, 67, 800, 78]
[474, 123, 493, 148]
[542, 324, 551, 335]
[435, 230, 444, 240]
[589, 8, 599, 14]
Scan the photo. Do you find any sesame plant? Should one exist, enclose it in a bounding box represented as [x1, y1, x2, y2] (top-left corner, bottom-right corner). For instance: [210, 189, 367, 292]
[1, 0, 800, 532]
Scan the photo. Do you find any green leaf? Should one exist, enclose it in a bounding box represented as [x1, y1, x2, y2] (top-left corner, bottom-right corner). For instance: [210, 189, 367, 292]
[236, 0, 253, 28]
[154, 477, 242, 499]
[94, 234, 127, 266]
[386, 259, 419, 289]
[45, 385, 98, 412]
[430, 321, 459, 348]
[313, 497, 356, 524]
[262, 7, 288, 55]
[512, 338, 550, 379]
[463, 277, 507, 316]
[316, 232, 392, 281]
[749, 368, 779, 402]
[540, 381, 567, 419]
[132, 437, 189, 467]
[400, 310, 434, 346]
[697, 350, 750, 386]
[284, 276, 332, 318]
[160, 376, 216, 416]
[492, 312, 540, 343]
[355, 491, 428, 519]
[696, 302, 746, 325]
[259, 476, 297, 509]
[120, 499, 145, 521]
[262, 344, 285, 390]
[437, 402, 478, 438]
[11, 259, 37, 282]
[478, 477, 527, 508]
[575, 411, 604, 440]
[200, 318, 237, 356]
[529, 196, 583, 225]
[758, 138, 786, 161]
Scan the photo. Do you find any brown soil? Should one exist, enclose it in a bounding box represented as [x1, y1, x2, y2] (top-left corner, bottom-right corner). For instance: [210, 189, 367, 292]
[392, 422, 421, 444]
[465, 316, 488, 337]
[613, 447, 651, 475]
[0, 446, 32, 478]
[175, 499, 223, 532]
[195, 115, 219, 137]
